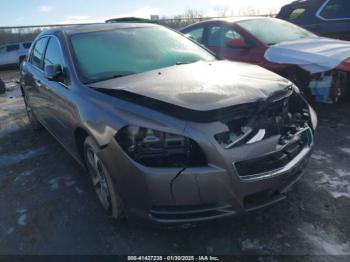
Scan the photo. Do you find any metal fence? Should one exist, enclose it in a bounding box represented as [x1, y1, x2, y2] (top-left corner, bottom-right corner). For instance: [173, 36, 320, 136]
[0, 14, 275, 46]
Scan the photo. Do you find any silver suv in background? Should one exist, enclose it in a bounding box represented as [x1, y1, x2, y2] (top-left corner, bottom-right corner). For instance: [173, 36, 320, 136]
[0, 42, 31, 68]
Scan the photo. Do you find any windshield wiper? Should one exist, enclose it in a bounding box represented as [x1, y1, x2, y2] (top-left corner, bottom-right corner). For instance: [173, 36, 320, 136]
[175, 61, 197, 65]
[86, 74, 132, 84]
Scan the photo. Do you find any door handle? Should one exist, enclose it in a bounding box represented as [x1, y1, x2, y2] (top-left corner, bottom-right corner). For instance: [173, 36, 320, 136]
[34, 79, 42, 87]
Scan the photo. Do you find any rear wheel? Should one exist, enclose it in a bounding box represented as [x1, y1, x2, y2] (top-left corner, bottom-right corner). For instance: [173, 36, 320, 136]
[23, 92, 42, 130]
[84, 137, 125, 221]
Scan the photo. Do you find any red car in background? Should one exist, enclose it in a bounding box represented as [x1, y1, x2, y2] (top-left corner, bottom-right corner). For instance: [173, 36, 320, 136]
[181, 17, 350, 103]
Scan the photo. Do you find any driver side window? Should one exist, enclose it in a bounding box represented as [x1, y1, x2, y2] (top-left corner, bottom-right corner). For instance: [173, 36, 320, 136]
[207, 25, 244, 47]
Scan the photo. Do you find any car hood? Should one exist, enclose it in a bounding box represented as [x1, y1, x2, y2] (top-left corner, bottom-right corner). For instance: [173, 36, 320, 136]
[265, 37, 350, 74]
[90, 60, 292, 111]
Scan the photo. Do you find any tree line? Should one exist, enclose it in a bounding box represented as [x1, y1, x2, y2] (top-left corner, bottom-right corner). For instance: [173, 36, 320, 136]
[0, 8, 276, 46]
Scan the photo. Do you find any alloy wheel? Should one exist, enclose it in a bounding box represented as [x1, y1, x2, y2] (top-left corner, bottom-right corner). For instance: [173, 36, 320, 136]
[86, 148, 111, 211]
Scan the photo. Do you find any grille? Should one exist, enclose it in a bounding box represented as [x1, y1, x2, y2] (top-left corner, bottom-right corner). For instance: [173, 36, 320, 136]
[150, 203, 235, 221]
[235, 127, 311, 177]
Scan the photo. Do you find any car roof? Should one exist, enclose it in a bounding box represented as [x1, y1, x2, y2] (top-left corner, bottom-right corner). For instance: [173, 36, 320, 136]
[213, 16, 273, 23]
[42, 22, 158, 37]
[281, 0, 325, 8]
[181, 16, 275, 30]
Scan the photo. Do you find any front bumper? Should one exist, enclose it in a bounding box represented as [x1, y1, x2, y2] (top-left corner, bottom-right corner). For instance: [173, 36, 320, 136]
[99, 127, 314, 225]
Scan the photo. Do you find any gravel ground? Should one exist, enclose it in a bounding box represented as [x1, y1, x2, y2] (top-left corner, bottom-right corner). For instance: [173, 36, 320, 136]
[0, 70, 350, 259]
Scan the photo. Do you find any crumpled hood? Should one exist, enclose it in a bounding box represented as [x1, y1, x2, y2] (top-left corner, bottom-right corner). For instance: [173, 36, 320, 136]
[265, 37, 350, 74]
[91, 60, 292, 111]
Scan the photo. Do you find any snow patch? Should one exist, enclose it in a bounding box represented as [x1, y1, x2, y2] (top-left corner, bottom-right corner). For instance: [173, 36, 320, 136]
[300, 223, 350, 255]
[18, 213, 27, 226]
[311, 150, 332, 162]
[48, 176, 76, 191]
[0, 121, 20, 138]
[16, 208, 27, 214]
[339, 148, 350, 155]
[316, 170, 350, 199]
[241, 239, 264, 251]
[334, 169, 350, 177]
[75, 187, 84, 194]
[0, 147, 47, 168]
[6, 227, 14, 235]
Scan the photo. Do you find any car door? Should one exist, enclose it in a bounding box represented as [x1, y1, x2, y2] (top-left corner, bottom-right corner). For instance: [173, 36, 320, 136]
[6, 44, 20, 64]
[205, 23, 258, 63]
[40, 36, 76, 149]
[22, 37, 49, 124]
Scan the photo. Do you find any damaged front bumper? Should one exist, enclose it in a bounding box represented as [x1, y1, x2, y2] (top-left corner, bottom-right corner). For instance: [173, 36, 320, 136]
[98, 126, 314, 225]
[95, 88, 317, 225]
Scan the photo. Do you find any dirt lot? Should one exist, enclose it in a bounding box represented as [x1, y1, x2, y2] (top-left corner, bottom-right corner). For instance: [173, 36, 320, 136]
[0, 70, 350, 258]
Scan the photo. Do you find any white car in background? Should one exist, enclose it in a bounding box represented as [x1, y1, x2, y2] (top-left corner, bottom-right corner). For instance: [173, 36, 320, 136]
[0, 42, 31, 67]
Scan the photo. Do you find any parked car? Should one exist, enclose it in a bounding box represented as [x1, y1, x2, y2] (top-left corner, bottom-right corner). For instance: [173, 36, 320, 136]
[106, 17, 154, 23]
[20, 23, 317, 225]
[0, 42, 31, 68]
[181, 17, 350, 103]
[277, 0, 350, 41]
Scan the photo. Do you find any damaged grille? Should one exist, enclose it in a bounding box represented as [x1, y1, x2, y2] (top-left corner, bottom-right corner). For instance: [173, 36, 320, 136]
[215, 91, 312, 149]
[235, 130, 309, 177]
[215, 91, 313, 178]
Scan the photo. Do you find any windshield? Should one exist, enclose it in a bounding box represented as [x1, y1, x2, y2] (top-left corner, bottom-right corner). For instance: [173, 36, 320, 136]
[237, 18, 317, 45]
[70, 26, 216, 84]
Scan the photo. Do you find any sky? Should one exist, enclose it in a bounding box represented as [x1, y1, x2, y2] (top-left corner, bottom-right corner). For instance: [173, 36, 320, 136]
[0, 0, 294, 26]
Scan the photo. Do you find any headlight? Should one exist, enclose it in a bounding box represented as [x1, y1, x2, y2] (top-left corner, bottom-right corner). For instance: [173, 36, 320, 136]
[308, 105, 318, 130]
[115, 125, 207, 167]
[215, 126, 253, 149]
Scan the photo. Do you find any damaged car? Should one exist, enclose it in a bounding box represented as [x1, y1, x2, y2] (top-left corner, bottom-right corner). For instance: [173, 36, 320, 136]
[181, 17, 350, 103]
[20, 23, 317, 225]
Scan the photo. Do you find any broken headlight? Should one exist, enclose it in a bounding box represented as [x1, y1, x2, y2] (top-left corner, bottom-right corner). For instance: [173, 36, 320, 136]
[115, 125, 207, 167]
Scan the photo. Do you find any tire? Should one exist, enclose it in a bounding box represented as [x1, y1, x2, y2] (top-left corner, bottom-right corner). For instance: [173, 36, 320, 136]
[83, 136, 125, 221]
[23, 91, 42, 130]
[0, 79, 5, 94]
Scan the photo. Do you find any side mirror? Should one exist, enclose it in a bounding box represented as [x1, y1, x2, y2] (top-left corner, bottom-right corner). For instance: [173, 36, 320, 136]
[227, 39, 248, 49]
[45, 64, 64, 82]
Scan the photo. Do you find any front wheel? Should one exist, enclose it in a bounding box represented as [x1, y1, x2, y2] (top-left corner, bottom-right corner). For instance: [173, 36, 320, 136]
[84, 137, 125, 221]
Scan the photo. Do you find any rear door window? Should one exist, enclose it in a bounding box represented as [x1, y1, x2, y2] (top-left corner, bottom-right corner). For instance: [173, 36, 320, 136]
[319, 0, 350, 20]
[31, 37, 49, 69]
[6, 44, 20, 52]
